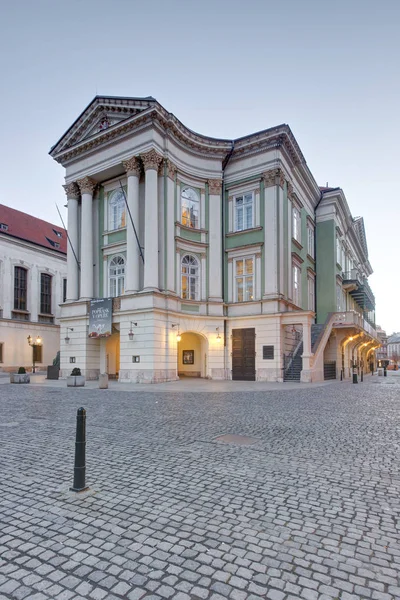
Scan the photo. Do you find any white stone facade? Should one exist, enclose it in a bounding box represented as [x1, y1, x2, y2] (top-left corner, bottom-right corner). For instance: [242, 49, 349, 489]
[0, 212, 67, 372]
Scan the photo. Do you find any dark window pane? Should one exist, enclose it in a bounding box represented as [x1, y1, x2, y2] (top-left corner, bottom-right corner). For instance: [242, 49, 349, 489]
[40, 274, 52, 314]
[14, 267, 27, 311]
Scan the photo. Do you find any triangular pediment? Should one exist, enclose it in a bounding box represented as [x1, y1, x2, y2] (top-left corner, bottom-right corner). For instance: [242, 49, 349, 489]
[50, 95, 156, 158]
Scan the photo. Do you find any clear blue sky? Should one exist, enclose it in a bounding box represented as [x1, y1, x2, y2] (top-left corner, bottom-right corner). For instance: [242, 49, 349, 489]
[1, 0, 399, 333]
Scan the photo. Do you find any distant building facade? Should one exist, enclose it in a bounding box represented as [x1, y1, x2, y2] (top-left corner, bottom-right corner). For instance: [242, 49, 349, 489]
[49, 95, 379, 383]
[376, 325, 388, 365]
[0, 205, 67, 371]
[387, 333, 400, 366]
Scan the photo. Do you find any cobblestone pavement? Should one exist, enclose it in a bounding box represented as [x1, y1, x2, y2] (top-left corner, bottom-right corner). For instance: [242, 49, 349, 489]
[1, 375, 400, 600]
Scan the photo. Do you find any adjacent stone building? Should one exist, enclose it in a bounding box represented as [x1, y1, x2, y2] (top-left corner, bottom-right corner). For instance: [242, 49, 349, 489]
[0, 205, 67, 371]
[49, 95, 379, 383]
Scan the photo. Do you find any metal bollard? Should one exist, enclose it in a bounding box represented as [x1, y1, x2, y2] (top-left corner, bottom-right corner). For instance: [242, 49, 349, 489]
[353, 373, 358, 384]
[70, 407, 88, 492]
[361, 370, 363, 382]
[340, 370, 343, 381]
[384, 369, 387, 377]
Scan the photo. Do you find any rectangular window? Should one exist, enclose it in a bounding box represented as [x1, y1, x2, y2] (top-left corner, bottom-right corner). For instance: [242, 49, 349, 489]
[307, 225, 315, 258]
[336, 283, 342, 311]
[235, 257, 254, 302]
[14, 267, 27, 311]
[308, 276, 315, 311]
[292, 206, 301, 243]
[292, 264, 301, 306]
[40, 274, 52, 314]
[336, 237, 342, 266]
[62, 278, 67, 303]
[0, 343, 3, 363]
[235, 193, 253, 231]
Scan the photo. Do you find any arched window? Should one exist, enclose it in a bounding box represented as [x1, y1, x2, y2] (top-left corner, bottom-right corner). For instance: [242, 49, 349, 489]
[109, 255, 125, 297]
[181, 255, 199, 300]
[181, 187, 199, 229]
[108, 190, 126, 231]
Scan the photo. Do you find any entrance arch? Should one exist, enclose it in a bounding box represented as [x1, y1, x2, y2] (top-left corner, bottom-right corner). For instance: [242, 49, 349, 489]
[177, 331, 208, 378]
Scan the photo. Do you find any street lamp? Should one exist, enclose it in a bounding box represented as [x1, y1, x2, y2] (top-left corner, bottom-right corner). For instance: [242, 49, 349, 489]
[65, 327, 74, 344]
[172, 323, 181, 342]
[27, 335, 43, 373]
[128, 322, 137, 341]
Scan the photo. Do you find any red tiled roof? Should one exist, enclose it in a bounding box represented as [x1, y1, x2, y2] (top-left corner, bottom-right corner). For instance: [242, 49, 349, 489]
[0, 204, 67, 254]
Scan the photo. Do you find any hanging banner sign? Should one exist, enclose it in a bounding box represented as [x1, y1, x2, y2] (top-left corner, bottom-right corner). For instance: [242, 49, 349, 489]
[88, 298, 112, 338]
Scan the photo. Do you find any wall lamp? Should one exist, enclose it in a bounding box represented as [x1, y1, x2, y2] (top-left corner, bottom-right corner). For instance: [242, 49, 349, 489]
[172, 323, 181, 342]
[216, 327, 222, 342]
[128, 322, 137, 341]
[65, 327, 74, 344]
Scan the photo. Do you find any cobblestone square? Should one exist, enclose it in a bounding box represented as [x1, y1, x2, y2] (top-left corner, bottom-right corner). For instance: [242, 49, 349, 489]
[1, 376, 400, 599]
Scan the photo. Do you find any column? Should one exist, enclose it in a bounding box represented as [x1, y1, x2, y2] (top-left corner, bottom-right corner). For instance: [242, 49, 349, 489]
[123, 156, 141, 293]
[141, 149, 163, 290]
[301, 319, 312, 383]
[208, 179, 223, 302]
[263, 169, 280, 298]
[77, 177, 96, 299]
[63, 182, 80, 301]
[165, 159, 177, 293]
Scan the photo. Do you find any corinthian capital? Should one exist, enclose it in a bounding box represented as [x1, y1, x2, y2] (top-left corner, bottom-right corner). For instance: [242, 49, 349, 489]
[141, 149, 163, 172]
[123, 156, 141, 177]
[63, 182, 80, 199]
[208, 179, 222, 195]
[165, 158, 177, 180]
[262, 168, 285, 189]
[77, 176, 97, 195]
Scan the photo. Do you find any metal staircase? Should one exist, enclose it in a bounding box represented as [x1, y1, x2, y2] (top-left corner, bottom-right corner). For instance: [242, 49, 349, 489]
[283, 324, 325, 382]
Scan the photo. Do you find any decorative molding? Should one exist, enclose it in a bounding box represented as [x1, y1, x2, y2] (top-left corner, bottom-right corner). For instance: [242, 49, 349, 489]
[123, 156, 141, 177]
[63, 182, 80, 199]
[287, 182, 294, 199]
[262, 168, 285, 189]
[255, 252, 262, 259]
[141, 149, 163, 172]
[77, 176, 97, 195]
[208, 179, 222, 195]
[165, 159, 177, 180]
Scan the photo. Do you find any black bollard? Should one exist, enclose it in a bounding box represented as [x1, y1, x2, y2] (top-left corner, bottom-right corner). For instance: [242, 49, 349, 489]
[353, 372, 358, 384]
[384, 368, 387, 377]
[340, 370, 343, 381]
[70, 407, 88, 492]
[361, 370, 363, 382]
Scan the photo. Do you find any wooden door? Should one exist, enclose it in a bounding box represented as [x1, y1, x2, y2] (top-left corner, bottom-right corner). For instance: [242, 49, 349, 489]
[232, 328, 255, 381]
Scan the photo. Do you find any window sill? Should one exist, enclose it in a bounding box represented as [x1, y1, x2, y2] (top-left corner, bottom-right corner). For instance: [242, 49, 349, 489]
[175, 221, 207, 234]
[292, 237, 303, 250]
[102, 227, 127, 236]
[226, 226, 262, 237]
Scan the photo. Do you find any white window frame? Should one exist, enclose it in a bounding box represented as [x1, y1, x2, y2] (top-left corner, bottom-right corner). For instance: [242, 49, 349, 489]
[292, 206, 302, 243]
[307, 224, 315, 258]
[234, 256, 255, 302]
[109, 255, 125, 298]
[181, 254, 200, 300]
[307, 275, 315, 312]
[234, 192, 254, 232]
[292, 263, 301, 307]
[108, 190, 126, 231]
[181, 187, 200, 229]
[336, 282, 342, 311]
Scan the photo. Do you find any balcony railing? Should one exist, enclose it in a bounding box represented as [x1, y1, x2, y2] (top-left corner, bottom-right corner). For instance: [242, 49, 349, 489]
[342, 271, 375, 311]
[332, 311, 377, 338]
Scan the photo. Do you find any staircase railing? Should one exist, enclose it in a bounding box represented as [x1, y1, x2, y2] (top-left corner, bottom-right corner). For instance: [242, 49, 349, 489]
[284, 335, 303, 377]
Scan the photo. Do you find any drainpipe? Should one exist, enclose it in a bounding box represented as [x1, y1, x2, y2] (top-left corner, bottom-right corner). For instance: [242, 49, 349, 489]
[313, 190, 323, 323]
[221, 142, 235, 374]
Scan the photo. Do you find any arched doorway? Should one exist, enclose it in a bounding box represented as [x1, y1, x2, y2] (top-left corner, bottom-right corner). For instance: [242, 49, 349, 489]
[177, 331, 208, 378]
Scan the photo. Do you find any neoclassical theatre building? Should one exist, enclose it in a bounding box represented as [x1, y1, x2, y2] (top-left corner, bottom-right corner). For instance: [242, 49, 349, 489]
[50, 95, 379, 383]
